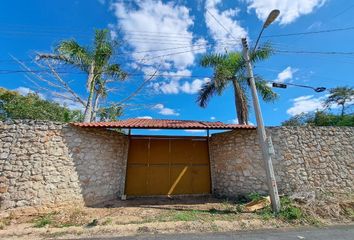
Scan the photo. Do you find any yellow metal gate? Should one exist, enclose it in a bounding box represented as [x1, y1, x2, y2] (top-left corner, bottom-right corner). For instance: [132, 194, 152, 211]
[125, 136, 211, 196]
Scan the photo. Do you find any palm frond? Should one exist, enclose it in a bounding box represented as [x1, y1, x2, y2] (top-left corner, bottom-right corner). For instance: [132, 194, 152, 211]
[94, 29, 113, 67]
[199, 53, 226, 68]
[213, 66, 232, 94]
[36, 53, 75, 65]
[196, 81, 217, 108]
[227, 52, 243, 70]
[249, 42, 274, 63]
[55, 40, 91, 72]
[105, 64, 127, 81]
[254, 76, 278, 102]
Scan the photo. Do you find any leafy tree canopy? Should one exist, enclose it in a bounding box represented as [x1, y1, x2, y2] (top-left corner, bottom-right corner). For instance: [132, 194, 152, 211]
[282, 86, 354, 127]
[0, 88, 83, 122]
[282, 112, 354, 127]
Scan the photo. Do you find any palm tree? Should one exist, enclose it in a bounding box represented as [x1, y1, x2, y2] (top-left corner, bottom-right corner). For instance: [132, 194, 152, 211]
[325, 86, 354, 116]
[197, 44, 277, 125]
[37, 29, 127, 122]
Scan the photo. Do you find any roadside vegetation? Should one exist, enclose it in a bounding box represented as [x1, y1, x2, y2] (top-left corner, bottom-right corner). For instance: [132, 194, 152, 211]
[1, 194, 352, 239]
[282, 86, 354, 126]
[0, 88, 83, 122]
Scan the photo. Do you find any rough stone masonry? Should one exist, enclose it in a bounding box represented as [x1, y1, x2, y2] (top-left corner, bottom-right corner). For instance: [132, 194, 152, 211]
[0, 120, 353, 211]
[209, 127, 354, 198]
[0, 120, 129, 210]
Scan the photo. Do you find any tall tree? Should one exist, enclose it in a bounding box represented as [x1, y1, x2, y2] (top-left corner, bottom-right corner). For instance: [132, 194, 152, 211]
[37, 29, 127, 122]
[325, 86, 354, 116]
[0, 88, 83, 122]
[197, 44, 277, 124]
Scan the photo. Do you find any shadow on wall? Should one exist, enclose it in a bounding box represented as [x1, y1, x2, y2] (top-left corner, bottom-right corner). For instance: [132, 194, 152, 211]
[62, 126, 129, 206]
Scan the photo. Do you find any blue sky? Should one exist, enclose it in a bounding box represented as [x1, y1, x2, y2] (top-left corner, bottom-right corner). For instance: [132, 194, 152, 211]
[0, 0, 353, 135]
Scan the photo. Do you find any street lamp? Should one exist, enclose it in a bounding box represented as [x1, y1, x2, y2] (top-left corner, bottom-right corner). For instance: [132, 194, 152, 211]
[241, 9, 281, 213]
[272, 82, 327, 93]
[253, 9, 280, 52]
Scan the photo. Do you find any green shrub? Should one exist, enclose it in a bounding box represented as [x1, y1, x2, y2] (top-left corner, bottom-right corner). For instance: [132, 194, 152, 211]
[34, 215, 53, 228]
[248, 192, 263, 202]
[256, 196, 304, 222]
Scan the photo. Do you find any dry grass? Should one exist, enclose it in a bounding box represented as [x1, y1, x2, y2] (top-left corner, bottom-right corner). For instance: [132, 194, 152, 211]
[0, 195, 353, 239]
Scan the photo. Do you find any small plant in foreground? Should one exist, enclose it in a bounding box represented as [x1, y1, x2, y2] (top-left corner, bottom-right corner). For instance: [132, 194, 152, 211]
[248, 192, 263, 202]
[34, 214, 53, 228]
[256, 196, 304, 222]
[279, 196, 303, 221]
[172, 210, 199, 221]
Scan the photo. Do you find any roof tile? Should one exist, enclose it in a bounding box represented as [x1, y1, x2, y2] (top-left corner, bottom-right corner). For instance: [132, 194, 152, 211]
[71, 118, 256, 130]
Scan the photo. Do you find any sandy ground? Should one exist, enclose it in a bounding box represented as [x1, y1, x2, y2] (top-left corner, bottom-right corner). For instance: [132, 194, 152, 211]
[0, 196, 352, 240]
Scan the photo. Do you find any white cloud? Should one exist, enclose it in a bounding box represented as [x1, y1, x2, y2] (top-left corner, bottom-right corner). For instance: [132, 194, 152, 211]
[52, 93, 83, 111]
[231, 118, 239, 124]
[274, 66, 297, 83]
[205, 0, 248, 52]
[184, 129, 206, 133]
[287, 94, 354, 116]
[180, 78, 209, 94]
[137, 116, 153, 119]
[14, 87, 45, 99]
[230, 118, 254, 125]
[110, 0, 206, 71]
[157, 81, 180, 94]
[153, 104, 179, 116]
[210, 116, 216, 120]
[13, 86, 82, 111]
[15, 87, 34, 96]
[307, 21, 323, 30]
[155, 78, 210, 95]
[246, 0, 327, 25]
[286, 95, 324, 116]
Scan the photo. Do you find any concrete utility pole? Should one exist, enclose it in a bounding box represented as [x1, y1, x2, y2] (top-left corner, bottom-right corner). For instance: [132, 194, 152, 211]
[241, 38, 281, 213]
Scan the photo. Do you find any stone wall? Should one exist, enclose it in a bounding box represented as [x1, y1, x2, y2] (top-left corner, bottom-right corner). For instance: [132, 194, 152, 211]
[1, 120, 353, 211]
[209, 127, 354, 198]
[0, 120, 129, 210]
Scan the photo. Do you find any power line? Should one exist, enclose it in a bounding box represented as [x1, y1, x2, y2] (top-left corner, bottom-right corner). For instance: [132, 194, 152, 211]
[331, 4, 354, 19]
[275, 50, 354, 55]
[206, 9, 240, 42]
[263, 26, 354, 38]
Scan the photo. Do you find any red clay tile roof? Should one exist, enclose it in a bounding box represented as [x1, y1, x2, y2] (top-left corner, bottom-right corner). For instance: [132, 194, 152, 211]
[71, 118, 255, 130]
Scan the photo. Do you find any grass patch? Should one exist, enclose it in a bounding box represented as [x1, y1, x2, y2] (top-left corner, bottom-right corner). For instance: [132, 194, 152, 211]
[248, 192, 263, 202]
[33, 209, 88, 228]
[171, 210, 200, 221]
[34, 214, 54, 228]
[255, 196, 323, 225]
[154, 207, 239, 223]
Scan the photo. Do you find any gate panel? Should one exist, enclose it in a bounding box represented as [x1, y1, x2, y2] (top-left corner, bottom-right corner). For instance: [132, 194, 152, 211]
[125, 166, 147, 195]
[170, 139, 192, 164]
[125, 136, 211, 196]
[191, 166, 211, 194]
[169, 165, 193, 195]
[128, 139, 148, 164]
[149, 139, 170, 164]
[148, 166, 170, 195]
[192, 140, 209, 164]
